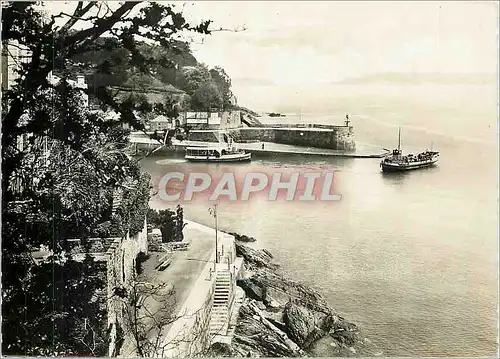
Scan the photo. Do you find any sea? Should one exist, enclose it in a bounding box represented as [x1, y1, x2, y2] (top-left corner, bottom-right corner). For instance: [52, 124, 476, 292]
[140, 83, 498, 356]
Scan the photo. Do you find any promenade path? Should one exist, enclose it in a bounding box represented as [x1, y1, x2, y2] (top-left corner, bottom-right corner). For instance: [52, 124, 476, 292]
[119, 220, 234, 357]
[119, 220, 213, 356]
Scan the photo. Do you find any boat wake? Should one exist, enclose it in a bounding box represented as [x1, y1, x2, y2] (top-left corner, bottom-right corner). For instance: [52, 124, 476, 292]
[156, 159, 187, 165]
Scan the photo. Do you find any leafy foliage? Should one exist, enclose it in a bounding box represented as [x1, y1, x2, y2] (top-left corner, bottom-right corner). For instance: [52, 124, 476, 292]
[147, 205, 185, 242]
[3, 256, 108, 356]
[113, 172, 151, 238]
[1, 1, 214, 355]
[65, 32, 234, 115]
[210, 66, 234, 108]
[192, 81, 224, 111]
[135, 252, 150, 276]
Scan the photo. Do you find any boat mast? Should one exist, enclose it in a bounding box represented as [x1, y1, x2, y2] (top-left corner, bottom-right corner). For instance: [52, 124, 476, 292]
[398, 127, 401, 152]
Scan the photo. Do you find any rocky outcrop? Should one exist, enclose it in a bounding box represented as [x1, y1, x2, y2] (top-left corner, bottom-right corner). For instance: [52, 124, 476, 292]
[235, 242, 277, 269]
[229, 232, 257, 243]
[238, 107, 262, 128]
[212, 242, 380, 357]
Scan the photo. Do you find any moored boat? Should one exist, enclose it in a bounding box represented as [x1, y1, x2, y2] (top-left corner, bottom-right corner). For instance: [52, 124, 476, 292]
[185, 132, 251, 163]
[380, 128, 439, 172]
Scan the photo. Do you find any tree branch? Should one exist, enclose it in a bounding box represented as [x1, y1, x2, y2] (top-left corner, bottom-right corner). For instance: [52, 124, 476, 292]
[63, 2, 141, 52]
[211, 25, 248, 33]
[57, 2, 98, 35]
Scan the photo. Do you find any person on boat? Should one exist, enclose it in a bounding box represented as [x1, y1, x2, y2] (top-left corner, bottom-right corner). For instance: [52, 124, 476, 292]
[262, 143, 265, 149]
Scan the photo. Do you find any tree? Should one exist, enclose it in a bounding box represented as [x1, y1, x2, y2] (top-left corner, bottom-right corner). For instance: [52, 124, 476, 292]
[147, 207, 186, 243]
[113, 270, 226, 357]
[1, 1, 213, 355]
[3, 255, 109, 356]
[191, 81, 224, 111]
[113, 272, 177, 357]
[174, 205, 185, 241]
[177, 64, 212, 95]
[156, 40, 198, 86]
[210, 66, 234, 109]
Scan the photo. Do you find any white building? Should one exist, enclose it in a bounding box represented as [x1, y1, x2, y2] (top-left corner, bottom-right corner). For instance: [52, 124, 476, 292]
[47, 71, 89, 108]
[181, 111, 242, 129]
[1, 40, 31, 91]
[150, 115, 174, 131]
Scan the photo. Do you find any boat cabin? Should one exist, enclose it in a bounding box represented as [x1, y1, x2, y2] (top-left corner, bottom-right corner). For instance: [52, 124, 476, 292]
[392, 149, 402, 156]
[185, 146, 244, 158]
[186, 147, 221, 158]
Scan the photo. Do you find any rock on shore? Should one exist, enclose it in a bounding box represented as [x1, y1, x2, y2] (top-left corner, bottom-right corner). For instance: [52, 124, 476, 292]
[228, 232, 257, 243]
[208, 242, 380, 357]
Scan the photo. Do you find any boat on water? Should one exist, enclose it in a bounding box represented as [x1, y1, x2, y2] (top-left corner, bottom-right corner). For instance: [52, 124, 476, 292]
[380, 128, 439, 172]
[185, 132, 251, 163]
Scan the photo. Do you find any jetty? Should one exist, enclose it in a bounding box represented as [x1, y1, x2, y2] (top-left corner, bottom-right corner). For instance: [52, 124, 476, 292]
[173, 140, 388, 158]
[128, 111, 390, 158]
[128, 135, 389, 159]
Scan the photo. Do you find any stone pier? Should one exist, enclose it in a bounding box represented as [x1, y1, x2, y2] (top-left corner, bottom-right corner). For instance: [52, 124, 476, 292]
[185, 124, 356, 152]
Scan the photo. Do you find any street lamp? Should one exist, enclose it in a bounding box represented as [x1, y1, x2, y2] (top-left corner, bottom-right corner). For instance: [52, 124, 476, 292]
[208, 203, 219, 266]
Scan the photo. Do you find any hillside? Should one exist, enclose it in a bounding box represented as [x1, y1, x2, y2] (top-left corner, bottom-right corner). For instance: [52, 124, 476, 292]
[63, 37, 240, 114]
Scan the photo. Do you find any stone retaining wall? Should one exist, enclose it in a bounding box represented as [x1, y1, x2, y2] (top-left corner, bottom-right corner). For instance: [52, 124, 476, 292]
[186, 125, 356, 151]
[107, 217, 148, 357]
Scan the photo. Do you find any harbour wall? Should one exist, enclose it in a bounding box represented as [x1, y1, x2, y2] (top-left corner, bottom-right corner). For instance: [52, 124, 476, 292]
[34, 218, 150, 357]
[186, 125, 356, 151]
[107, 218, 149, 357]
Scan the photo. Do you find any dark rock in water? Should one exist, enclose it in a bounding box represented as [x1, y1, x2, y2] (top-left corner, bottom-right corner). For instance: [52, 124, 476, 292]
[249, 270, 331, 314]
[233, 301, 303, 357]
[266, 316, 288, 333]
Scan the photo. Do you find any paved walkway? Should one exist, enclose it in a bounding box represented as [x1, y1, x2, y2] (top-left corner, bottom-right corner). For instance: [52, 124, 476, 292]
[119, 220, 235, 357]
[119, 221, 215, 357]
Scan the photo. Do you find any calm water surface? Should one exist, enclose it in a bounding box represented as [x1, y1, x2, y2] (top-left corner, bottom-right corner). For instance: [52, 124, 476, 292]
[141, 84, 498, 356]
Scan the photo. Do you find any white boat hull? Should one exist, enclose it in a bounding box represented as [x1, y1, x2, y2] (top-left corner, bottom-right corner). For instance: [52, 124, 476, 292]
[185, 152, 252, 163]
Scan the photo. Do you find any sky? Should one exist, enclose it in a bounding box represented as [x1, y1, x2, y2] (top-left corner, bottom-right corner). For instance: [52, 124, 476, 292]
[182, 1, 498, 83]
[44, 1, 498, 111]
[181, 1, 498, 110]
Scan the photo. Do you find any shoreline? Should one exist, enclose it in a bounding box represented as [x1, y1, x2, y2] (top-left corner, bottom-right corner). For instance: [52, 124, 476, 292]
[130, 139, 390, 159]
[222, 237, 381, 357]
[177, 220, 380, 357]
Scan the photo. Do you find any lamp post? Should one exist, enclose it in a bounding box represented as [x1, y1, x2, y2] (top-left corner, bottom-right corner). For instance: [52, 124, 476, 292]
[208, 203, 219, 268]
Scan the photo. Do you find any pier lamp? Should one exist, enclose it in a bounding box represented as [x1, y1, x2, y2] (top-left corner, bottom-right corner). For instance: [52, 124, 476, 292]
[208, 203, 219, 266]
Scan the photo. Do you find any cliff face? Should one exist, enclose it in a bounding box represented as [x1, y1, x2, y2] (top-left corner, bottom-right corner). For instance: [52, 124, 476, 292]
[208, 243, 379, 357]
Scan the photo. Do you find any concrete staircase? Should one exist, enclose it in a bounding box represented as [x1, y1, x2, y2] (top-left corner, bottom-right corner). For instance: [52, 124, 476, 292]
[226, 286, 245, 338]
[208, 270, 232, 337]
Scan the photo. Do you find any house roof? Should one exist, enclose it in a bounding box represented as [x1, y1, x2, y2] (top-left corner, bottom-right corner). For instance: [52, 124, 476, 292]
[151, 115, 171, 123]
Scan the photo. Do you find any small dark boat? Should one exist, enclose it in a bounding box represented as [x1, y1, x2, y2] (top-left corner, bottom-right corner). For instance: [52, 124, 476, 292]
[380, 128, 439, 172]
